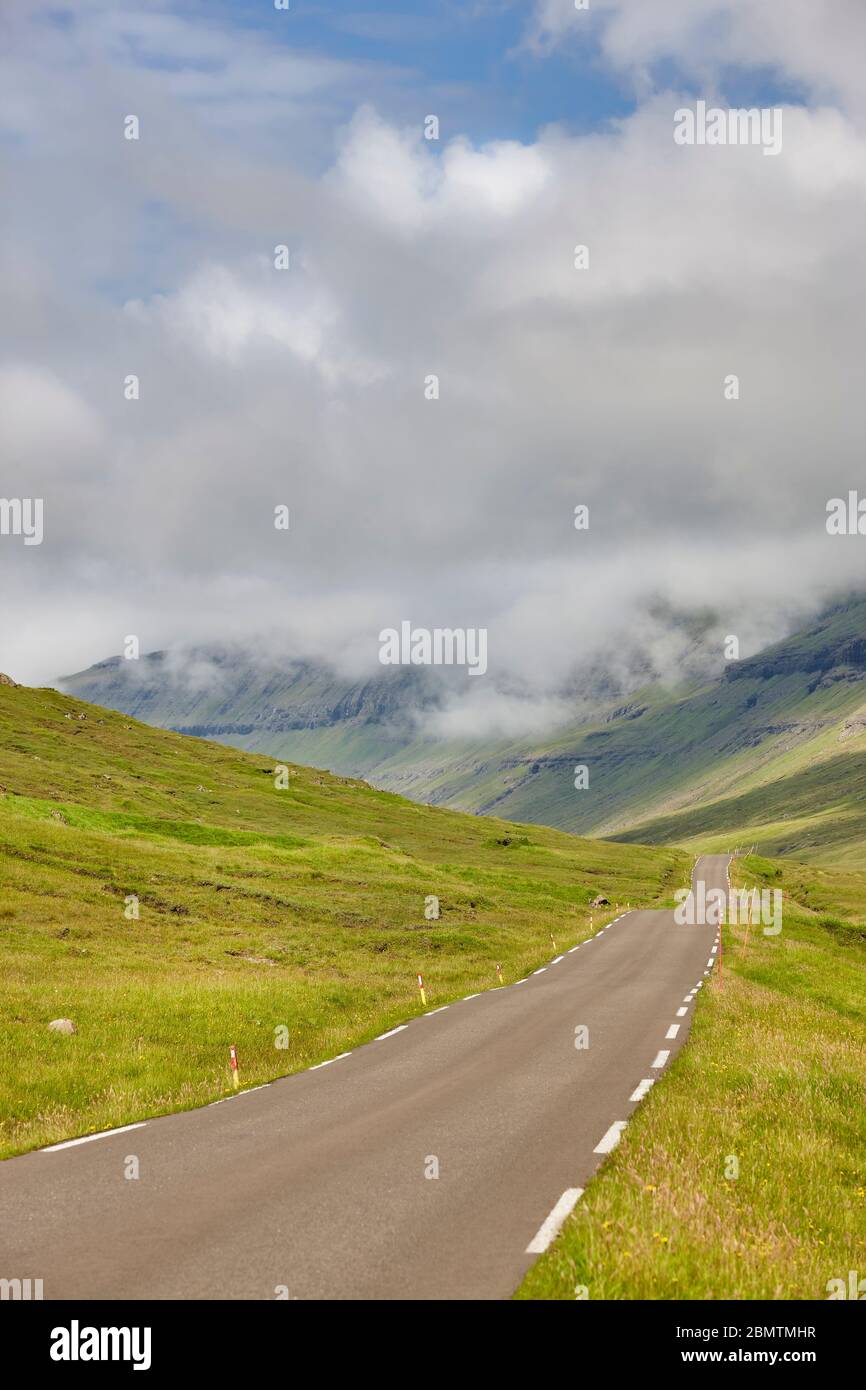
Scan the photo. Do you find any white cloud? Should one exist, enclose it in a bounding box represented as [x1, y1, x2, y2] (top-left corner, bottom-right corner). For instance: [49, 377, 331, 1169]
[1, 0, 865, 725]
[529, 1, 866, 117]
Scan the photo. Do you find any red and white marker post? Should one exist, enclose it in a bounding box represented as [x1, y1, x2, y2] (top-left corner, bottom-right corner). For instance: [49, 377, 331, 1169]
[229, 1043, 240, 1089]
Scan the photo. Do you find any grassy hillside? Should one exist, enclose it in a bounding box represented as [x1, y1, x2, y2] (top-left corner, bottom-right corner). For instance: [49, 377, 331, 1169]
[0, 681, 686, 1158]
[518, 852, 866, 1300]
[371, 599, 866, 862]
[61, 598, 866, 861]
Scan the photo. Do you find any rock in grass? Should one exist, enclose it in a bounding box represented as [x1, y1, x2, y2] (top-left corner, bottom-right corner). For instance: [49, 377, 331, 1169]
[48, 1018, 76, 1035]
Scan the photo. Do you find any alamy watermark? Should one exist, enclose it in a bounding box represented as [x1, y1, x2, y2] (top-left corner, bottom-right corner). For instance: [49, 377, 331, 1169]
[674, 101, 782, 157]
[379, 622, 487, 676]
[826, 492, 866, 535]
[675, 884, 782, 935]
[0, 497, 43, 545]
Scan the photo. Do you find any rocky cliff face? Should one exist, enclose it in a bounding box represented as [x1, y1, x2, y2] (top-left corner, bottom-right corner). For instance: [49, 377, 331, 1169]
[59, 648, 440, 739]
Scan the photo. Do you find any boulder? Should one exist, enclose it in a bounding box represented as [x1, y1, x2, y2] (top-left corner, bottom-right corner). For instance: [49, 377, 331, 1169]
[0, 672, 18, 687]
[48, 1018, 77, 1035]
[590, 894, 610, 908]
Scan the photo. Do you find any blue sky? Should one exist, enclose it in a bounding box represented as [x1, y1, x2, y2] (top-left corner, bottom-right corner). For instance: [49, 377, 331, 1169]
[194, 0, 804, 144]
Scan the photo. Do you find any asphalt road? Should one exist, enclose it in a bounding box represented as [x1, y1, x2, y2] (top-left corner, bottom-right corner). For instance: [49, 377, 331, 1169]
[0, 855, 727, 1300]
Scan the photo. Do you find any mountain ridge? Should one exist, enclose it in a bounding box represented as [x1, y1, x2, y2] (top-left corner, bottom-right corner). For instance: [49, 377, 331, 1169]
[59, 595, 866, 860]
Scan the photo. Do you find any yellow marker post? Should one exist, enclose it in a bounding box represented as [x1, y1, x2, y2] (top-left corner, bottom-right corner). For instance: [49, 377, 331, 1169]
[417, 973, 427, 1007]
[550, 933, 557, 952]
[229, 1043, 240, 1089]
[742, 890, 754, 958]
[496, 963, 503, 984]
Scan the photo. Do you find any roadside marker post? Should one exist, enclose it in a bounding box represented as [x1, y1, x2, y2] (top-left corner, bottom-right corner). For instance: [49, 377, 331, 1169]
[229, 1044, 240, 1089]
[742, 889, 754, 958]
[549, 933, 557, 952]
[496, 963, 503, 984]
[417, 973, 427, 1007]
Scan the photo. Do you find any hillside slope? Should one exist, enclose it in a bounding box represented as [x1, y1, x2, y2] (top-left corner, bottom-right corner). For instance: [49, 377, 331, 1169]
[60, 597, 866, 861]
[0, 681, 685, 1156]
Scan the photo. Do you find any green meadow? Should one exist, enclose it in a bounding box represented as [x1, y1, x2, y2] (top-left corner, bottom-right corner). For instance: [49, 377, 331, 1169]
[0, 682, 685, 1157]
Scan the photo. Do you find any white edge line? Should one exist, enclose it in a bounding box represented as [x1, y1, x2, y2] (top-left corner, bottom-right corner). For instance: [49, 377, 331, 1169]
[629, 1078, 655, 1102]
[425, 1005, 449, 1015]
[533, 967, 547, 975]
[651, 1050, 670, 1069]
[665, 1024, 680, 1039]
[42, 1122, 147, 1152]
[593, 1120, 627, 1155]
[526, 1188, 584, 1255]
[374, 1025, 408, 1041]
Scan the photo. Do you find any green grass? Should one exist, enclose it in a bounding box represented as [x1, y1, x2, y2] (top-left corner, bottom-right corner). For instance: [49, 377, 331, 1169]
[0, 683, 687, 1157]
[516, 853, 866, 1300]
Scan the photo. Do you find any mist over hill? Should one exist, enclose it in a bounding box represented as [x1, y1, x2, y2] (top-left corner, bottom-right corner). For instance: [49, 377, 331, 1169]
[59, 596, 866, 860]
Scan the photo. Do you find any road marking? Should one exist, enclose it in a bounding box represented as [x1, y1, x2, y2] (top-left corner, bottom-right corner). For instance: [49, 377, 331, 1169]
[630, 1078, 655, 1102]
[568, 946, 580, 953]
[42, 1122, 146, 1152]
[676, 1007, 688, 1017]
[425, 1005, 449, 1015]
[514, 979, 528, 985]
[651, 1050, 670, 1069]
[526, 1188, 584, 1254]
[463, 993, 480, 1001]
[375, 1025, 408, 1041]
[533, 968, 547, 975]
[706, 958, 714, 968]
[665, 1024, 680, 1039]
[594, 1120, 627, 1154]
[552, 955, 564, 964]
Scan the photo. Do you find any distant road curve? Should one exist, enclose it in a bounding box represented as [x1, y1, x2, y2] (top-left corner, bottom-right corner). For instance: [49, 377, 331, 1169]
[0, 856, 727, 1300]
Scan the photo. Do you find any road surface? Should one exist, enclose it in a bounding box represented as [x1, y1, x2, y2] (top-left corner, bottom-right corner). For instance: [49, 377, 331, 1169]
[0, 855, 727, 1300]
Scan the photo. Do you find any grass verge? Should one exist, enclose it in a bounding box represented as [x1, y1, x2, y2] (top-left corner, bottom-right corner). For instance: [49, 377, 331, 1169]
[516, 854, 866, 1299]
